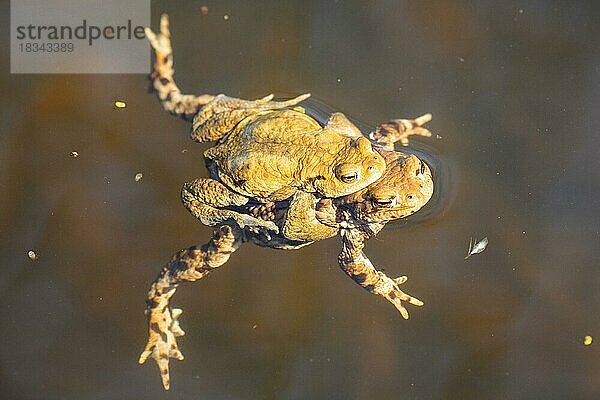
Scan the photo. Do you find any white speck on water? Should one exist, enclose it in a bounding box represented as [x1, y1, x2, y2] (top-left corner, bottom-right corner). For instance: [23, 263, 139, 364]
[465, 237, 488, 259]
[27, 250, 37, 260]
[69, 151, 79, 158]
[458, 57, 465, 62]
[135, 172, 143, 182]
[337, 78, 341, 83]
[223, 14, 230, 20]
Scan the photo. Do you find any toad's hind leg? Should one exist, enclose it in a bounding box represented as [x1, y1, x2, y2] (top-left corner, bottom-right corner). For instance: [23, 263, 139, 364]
[338, 227, 424, 319]
[146, 14, 215, 121]
[139, 225, 243, 390]
[181, 178, 279, 233]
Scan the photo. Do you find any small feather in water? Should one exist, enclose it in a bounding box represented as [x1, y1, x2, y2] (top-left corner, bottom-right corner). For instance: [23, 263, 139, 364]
[465, 237, 488, 259]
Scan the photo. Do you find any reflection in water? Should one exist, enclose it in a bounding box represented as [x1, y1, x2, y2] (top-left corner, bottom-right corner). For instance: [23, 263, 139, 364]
[1, 1, 598, 399]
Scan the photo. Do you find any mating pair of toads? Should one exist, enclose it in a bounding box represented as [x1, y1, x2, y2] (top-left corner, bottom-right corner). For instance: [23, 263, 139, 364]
[139, 15, 435, 390]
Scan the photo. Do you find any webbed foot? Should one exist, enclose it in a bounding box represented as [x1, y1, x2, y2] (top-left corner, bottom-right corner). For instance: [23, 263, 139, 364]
[139, 307, 185, 390]
[375, 273, 424, 319]
[371, 113, 433, 149]
[145, 14, 173, 78]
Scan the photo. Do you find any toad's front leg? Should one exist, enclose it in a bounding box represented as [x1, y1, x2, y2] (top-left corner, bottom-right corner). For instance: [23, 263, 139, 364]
[139, 225, 243, 390]
[338, 227, 424, 319]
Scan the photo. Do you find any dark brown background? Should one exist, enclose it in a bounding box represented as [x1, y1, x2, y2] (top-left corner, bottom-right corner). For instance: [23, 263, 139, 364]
[1, 1, 598, 399]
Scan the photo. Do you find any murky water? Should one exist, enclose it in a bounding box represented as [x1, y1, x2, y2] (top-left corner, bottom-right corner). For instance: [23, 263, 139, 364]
[1, 1, 598, 399]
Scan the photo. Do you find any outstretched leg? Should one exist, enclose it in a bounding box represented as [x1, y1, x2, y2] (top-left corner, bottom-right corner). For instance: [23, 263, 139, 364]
[181, 177, 279, 232]
[370, 113, 433, 150]
[139, 225, 244, 390]
[146, 14, 215, 121]
[147, 14, 311, 141]
[338, 226, 424, 319]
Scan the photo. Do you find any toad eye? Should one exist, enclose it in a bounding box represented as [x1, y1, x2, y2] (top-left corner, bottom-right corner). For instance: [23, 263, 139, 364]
[340, 172, 358, 184]
[335, 164, 360, 184]
[371, 197, 397, 208]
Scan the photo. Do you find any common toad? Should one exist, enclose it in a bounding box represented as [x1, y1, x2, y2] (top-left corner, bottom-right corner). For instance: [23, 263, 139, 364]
[140, 15, 435, 390]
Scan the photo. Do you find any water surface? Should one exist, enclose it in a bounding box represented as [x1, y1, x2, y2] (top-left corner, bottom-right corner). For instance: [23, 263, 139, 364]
[1, 1, 598, 399]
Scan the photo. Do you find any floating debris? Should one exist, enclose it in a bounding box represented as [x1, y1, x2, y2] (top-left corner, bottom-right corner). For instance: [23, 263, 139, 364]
[465, 237, 488, 259]
[200, 6, 209, 15]
[69, 151, 79, 158]
[223, 14, 230, 20]
[135, 172, 143, 182]
[27, 250, 37, 261]
[114, 100, 127, 108]
[584, 335, 593, 346]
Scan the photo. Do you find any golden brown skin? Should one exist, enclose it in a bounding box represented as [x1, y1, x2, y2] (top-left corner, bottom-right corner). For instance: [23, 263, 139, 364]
[140, 14, 435, 390]
[281, 149, 434, 241]
[205, 109, 385, 200]
[331, 150, 434, 224]
[148, 15, 385, 234]
[194, 105, 385, 233]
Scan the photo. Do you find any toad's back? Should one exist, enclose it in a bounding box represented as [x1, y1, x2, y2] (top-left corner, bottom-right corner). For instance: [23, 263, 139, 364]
[204, 109, 358, 200]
